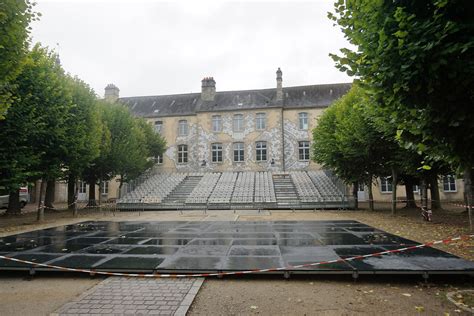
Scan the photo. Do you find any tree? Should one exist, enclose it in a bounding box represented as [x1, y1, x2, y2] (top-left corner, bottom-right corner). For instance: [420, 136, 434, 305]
[312, 86, 394, 211]
[0, 0, 39, 118]
[82, 103, 165, 205]
[63, 76, 101, 211]
[329, 0, 474, 225]
[0, 54, 41, 214]
[0, 45, 73, 216]
[25, 45, 73, 219]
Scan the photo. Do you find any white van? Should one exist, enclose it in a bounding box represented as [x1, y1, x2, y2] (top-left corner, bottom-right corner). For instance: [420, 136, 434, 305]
[0, 187, 29, 209]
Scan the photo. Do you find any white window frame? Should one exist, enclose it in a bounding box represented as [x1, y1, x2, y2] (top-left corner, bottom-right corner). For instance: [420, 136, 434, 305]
[101, 181, 108, 195]
[154, 120, 163, 134]
[233, 114, 244, 132]
[256, 141, 267, 162]
[298, 141, 310, 161]
[177, 144, 188, 163]
[380, 177, 393, 193]
[256, 113, 266, 130]
[178, 120, 188, 136]
[154, 154, 163, 164]
[79, 181, 87, 194]
[211, 143, 223, 163]
[233, 142, 244, 162]
[212, 115, 222, 132]
[299, 112, 308, 130]
[443, 175, 457, 192]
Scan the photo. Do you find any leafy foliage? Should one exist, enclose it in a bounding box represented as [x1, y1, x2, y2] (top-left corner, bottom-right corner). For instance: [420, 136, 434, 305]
[329, 0, 474, 169]
[0, 0, 39, 118]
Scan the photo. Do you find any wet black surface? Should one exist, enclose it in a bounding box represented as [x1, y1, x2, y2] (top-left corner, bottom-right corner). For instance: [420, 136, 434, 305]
[0, 220, 473, 274]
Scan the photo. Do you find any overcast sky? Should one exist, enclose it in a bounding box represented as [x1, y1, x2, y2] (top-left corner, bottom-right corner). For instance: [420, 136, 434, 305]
[31, 0, 353, 98]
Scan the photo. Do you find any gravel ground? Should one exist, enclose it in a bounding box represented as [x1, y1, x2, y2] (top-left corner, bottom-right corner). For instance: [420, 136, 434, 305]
[0, 203, 472, 315]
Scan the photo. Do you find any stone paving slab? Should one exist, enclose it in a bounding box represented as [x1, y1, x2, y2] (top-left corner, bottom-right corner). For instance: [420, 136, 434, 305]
[52, 277, 204, 316]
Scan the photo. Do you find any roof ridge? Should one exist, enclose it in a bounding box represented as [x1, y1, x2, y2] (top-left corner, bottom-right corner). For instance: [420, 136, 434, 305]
[119, 82, 352, 100]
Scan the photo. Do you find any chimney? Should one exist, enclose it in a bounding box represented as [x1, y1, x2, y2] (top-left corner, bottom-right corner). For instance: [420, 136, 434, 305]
[104, 83, 120, 103]
[201, 77, 216, 102]
[276, 68, 283, 101]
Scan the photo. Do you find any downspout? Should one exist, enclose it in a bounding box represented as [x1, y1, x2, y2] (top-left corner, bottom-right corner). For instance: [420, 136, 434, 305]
[281, 107, 285, 172]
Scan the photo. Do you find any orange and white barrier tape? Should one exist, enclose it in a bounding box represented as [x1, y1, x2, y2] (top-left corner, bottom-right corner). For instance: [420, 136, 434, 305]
[0, 234, 472, 278]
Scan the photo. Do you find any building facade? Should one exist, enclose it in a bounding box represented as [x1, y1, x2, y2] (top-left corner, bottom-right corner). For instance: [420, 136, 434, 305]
[109, 69, 351, 173]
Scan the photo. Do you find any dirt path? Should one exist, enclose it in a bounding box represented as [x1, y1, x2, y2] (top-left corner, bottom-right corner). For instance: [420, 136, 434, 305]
[0, 205, 472, 315]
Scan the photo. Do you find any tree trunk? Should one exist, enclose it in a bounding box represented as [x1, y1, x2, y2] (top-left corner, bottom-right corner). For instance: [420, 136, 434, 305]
[368, 181, 374, 211]
[87, 177, 97, 207]
[119, 175, 124, 199]
[464, 168, 473, 231]
[44, 179, 55, 209]
[98, 179, 102, 206]
[404, 181, 417, 208]
[37, 179, 45, 221]
[6, 189, 21, 215]
[430, 177, 441, 210]
[73, 179, 79, 216]
[67, 175, 76, 211]
[420, 179, 429, 210]
[391, 168, 398, 215]
[352, 181, 358, 210]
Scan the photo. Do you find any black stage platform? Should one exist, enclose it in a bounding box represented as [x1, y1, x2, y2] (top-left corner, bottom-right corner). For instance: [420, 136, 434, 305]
[1, 220, 473, 276]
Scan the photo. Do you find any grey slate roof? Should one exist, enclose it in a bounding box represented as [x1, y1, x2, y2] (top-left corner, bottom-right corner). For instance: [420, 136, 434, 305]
[119, 82, 351, 118]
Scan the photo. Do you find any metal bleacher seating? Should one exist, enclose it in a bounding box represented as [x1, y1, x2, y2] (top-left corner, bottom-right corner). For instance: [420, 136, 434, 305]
[231, 172, 255, 204]
[307, 170, 343, 202]
[291, 171, 321, 202]
[185, 173, 221, 204]
[208, 172, 238, 204]
[117, 170, 348, 210]
[254, 171, 277, 203]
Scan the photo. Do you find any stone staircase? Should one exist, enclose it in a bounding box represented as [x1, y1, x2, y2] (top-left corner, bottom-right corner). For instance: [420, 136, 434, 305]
[272, 174, 300, 207]
[162, 176, 203, 206]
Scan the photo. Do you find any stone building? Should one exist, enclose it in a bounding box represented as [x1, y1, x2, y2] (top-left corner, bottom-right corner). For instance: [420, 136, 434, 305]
[111, 69, 351, 173]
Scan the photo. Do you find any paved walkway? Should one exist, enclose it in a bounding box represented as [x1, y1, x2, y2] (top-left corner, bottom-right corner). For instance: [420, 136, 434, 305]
[52, 277, 204, 316]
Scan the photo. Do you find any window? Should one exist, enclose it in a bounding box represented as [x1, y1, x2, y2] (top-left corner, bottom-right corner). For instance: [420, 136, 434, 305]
[79, 181, 87, 194]
[211, 143, 223, 163]
[233, 114, 244, 132]
[212, 115, 222, 132]
[154, 121, 163, 134]
[380, 177, 392, 193]
[178, 120, 188, 136]
[298, 141, 310, 161]
[101, 181, 109, 195]
[443, 175, 456, 192]
[178, 145, 188, 163]
[256, 113, 266, 130]
[299, 112, 308, 130]
[233, 142, 244, 162]
[154, 154, 163, 164]
[256, 141, 267, 161]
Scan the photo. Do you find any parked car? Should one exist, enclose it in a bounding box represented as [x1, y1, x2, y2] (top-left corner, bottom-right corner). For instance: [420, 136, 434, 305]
[0, 187, 29, 209]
